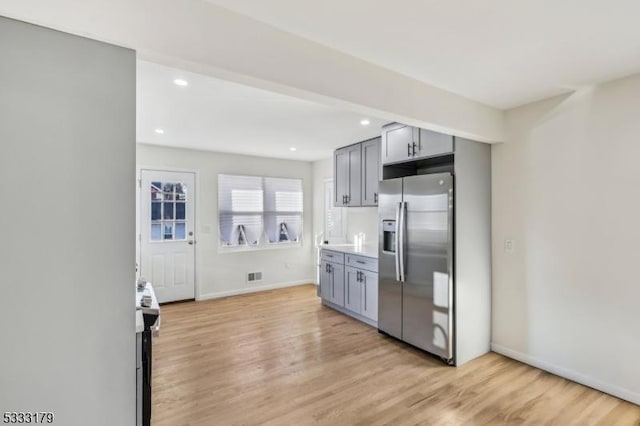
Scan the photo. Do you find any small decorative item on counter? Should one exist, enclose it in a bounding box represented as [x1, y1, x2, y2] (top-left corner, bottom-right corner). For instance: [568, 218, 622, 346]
[140, 294, 153, 308]
[137, 277, 147, 290]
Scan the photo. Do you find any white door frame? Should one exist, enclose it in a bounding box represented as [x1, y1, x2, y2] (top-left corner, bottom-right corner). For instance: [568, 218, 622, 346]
[136, 166, 200, 300]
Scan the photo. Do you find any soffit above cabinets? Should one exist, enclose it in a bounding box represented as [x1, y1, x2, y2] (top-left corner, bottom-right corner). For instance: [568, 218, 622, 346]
[208, 0, 640, 109]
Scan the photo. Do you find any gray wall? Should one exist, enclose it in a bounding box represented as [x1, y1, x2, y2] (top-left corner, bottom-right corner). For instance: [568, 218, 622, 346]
[0, 17, 136, 424]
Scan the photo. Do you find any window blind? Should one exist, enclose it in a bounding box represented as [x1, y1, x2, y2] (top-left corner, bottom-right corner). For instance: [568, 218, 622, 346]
[264, 177, 303, 243]
[218, 174, 263, 246]
[218, 174, 303, 248]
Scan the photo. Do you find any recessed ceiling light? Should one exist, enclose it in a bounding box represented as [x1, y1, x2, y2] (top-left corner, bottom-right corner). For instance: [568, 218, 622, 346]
[173, 79, 188, 87]
[289, 147, 297, 152]
[155, 129, 164, 134]
[360, 119, 371, 126]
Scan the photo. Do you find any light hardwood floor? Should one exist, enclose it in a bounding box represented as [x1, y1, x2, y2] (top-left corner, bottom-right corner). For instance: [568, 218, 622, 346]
[152, 284, 640, 425]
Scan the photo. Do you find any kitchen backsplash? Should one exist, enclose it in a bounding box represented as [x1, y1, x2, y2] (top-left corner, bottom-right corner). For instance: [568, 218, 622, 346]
[346, 207, 378, 246]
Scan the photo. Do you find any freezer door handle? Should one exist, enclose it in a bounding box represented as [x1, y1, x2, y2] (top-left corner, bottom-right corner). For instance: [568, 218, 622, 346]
[398, 201, 406, 282]
[395, 202, 402, 281]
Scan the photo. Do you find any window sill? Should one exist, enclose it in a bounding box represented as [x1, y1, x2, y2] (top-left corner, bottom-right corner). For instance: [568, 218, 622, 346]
[218, 241, 303, 254]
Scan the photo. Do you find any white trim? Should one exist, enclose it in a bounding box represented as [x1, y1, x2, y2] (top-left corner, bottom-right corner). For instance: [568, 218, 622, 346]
[197, 279, 313, 301]
[491, 343, 640, 406]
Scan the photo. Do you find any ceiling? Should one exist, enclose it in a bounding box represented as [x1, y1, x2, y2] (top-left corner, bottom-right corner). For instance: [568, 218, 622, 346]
[207, 0, 640, 109]
[137, 60, 386, 161]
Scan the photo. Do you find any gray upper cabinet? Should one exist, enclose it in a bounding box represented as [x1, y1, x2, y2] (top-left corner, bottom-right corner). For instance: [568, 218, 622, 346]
[334, 138, 380, 207]
[382, 123, 454, 165]
[334, 144, 361, 207]
[361, 137, 381, 206]
[381, 123, 419, 165]
[416, 128, 454, 160]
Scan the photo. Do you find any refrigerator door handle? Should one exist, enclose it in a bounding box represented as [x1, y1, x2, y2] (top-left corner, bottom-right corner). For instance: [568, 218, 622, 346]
[399, 201, 406, 282]
[395, 202, 402, 282]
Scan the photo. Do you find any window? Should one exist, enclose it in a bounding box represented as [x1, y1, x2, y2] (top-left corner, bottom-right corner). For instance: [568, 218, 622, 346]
[218, 174, 303, 249]
[150, 181, 188, 241]
[264, 177, 303, 244]
[324, 179, 346, 243]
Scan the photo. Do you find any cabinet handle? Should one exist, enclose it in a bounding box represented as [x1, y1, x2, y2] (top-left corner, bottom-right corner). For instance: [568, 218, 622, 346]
[356, 260, 366, 265]
[374, 193, 378, 203]
[364, 281, 367, 311]
[412, 142, 417, 156]
[407, 143, 412, 157]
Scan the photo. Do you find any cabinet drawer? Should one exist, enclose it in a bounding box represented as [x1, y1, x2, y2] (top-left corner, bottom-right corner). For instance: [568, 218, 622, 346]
[321, 250, 345, 264]
[345, 254, 378, 272]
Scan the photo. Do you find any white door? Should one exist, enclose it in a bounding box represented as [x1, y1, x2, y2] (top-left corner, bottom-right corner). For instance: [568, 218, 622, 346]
[139, 170, 196, 303]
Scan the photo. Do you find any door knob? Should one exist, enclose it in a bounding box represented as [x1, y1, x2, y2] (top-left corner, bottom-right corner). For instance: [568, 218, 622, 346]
[188, 240, 195, 245]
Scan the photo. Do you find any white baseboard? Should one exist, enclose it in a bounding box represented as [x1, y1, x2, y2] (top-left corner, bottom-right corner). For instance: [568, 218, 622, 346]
[197, 279, 314, 301]
[491, 343, 640, 406]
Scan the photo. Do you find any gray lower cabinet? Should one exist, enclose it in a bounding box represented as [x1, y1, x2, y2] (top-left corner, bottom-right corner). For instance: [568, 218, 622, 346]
[320, 259, 344, 306]
[320, 249, 378, 324]
[334, 144, 361, 207]
[361, 270, 378, 322]
[361, 137, 380, 206]
[345, 266, 363, 313]
[344, 266, 378, 322]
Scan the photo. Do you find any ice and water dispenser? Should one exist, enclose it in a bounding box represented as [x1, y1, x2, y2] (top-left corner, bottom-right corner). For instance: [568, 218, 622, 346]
[382, 220, 396, 253]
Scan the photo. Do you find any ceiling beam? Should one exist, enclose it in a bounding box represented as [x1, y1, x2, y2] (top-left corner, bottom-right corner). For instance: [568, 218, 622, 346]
[0, 0, 505, 142]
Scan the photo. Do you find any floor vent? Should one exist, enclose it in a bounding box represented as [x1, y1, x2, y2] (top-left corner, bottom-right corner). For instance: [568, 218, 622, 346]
[247, 272, 263, 283]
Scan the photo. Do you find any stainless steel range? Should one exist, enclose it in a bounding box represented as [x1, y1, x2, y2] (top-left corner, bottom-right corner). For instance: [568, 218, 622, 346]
[135, 282, 159, 426]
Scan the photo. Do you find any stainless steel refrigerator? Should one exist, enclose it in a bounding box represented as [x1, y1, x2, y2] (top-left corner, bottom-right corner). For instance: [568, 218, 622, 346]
[378, 172, 454, 363]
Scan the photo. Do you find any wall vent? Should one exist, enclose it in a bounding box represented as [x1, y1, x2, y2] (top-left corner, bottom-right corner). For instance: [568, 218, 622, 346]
[247, 272, 263, 283]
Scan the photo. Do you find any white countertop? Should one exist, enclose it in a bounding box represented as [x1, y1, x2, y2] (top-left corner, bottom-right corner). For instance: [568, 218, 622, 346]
[319, 244, 378, 259]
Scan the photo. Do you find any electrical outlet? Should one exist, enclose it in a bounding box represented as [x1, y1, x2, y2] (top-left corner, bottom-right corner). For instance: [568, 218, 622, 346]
[504, 239, 515, 254]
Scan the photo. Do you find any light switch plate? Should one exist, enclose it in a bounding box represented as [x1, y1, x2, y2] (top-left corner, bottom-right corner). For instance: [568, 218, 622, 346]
[504, 239, 515, 254]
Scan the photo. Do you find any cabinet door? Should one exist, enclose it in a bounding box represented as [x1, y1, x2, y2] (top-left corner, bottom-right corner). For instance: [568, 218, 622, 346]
[416, 128, 454, 160]
[361, 138, 380, 206]
[346, 144, 362, 206]
[344, 266, 362, 314]
[381, 123, 418, 165]
[334, 147, 349, 206]
[330, 262, 345, 307]
[361, 270, 378, 321]
[319, 260, 332, 300]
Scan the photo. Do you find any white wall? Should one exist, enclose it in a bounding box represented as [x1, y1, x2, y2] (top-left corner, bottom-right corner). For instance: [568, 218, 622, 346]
[137, 144, 315, 299]
[492, 73, 640, 404]
[0, 17, 136, 425]
[312, 158, 378, 246]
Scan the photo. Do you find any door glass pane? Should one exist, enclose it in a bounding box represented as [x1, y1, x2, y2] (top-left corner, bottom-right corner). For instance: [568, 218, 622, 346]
[176, 182, 187, 201]
[163, 223, 174, 240]
[151, 202, 162, 221]
[151, 224, 162, 241]
[151, 182, 163, 201]
[175, 223, 186, 240]
[164, 203, 174, 220]
[148, 179, 190, 243]
[163, 183, 174, 200]
[175, 202, 186, 220]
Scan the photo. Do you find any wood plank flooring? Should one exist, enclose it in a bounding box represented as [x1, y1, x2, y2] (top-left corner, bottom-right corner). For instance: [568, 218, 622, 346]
[152, 284, 640, 425]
